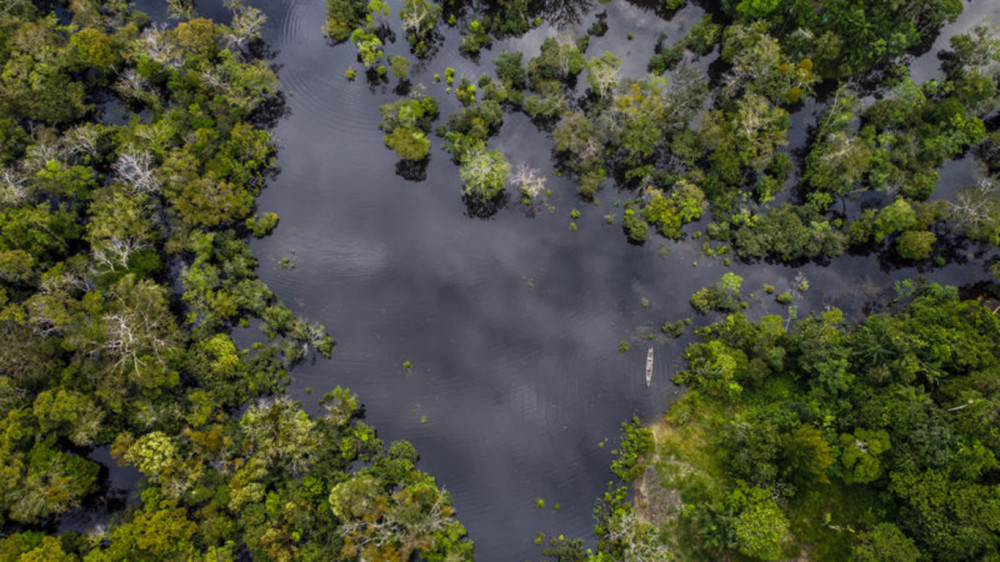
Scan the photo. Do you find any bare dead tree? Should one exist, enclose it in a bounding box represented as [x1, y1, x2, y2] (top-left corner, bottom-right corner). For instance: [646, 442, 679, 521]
[509, 163, 547, 199]
[0, 0, 29, 16]
[224, 5, 267, 52]
[114, 68, 158, 105]
[113, 152, 161, 195]
[949, 176, 998, 233]
[339, 489, 455, 559]
[0, 168, 28, 205]
[92, 236, 148, 272]
[602, 510, 673, 561]
[400, 0, 440, 40]
[138, 25, 182, 69]
[166, 0, 196, 20]
[23, 141, 62, 174]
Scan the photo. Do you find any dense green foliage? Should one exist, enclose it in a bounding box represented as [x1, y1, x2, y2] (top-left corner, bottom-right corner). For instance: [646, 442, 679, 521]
[338, 0, 1000, 265]
[325, 0, 367, 42]
[665, 283, 1000, 559]
[327, 0, 442, 68]
[690, 273, 743, 314]
[11, 0, 998, 557]
[549, 283, 1000, 560]
[379, 94, 439, 161]
[459, 148, 510, 201]
[723, 0, 963, 78]
[0, 1, 471, 559]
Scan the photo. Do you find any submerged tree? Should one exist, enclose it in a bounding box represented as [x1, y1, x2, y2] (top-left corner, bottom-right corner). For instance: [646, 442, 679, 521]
[460, 149, 511, 201]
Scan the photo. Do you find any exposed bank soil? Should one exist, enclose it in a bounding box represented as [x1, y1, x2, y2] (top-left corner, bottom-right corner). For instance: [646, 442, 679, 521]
[632, 419, 704, 527]
[632, 462, 684, 527]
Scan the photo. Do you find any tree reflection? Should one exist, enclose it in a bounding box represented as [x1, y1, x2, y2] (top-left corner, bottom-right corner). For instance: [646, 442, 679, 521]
[396, 158, 429, 182]
[529, 0, 594, 28]
[622, 0, 685, 20]
[463, 191, 509, 219]
[470, 0, 595, 31]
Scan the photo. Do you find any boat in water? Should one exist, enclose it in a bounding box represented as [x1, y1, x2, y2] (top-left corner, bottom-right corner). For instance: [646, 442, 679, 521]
[645, 347, 654, 387]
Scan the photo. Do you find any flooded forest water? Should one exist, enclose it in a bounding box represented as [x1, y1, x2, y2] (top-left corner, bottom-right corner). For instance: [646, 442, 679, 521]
[109, 0, 1000, 558]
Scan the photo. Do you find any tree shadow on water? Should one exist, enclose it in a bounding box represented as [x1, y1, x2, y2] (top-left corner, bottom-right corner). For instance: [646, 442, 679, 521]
[393, 79, 413, 96]
[365, 67, 390, 91]
[396, 158, 429, 182]
[530, 0, 594, 28]
[251, 91, 290, 128]
[462, 191, 509, 220]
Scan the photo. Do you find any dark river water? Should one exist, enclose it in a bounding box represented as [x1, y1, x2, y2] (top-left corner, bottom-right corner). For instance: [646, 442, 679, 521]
[88, 0, 1000, 558]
